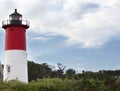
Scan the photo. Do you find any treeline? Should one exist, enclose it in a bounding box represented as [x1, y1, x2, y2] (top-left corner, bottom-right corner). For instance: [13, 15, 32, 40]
[28, 61, 66, 81]
[28, 61, 120, 82]
[0, 61, 120, 91]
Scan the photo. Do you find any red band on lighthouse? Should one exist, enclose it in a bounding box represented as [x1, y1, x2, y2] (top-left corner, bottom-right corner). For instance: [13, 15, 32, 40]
[5, 26, 26, 50]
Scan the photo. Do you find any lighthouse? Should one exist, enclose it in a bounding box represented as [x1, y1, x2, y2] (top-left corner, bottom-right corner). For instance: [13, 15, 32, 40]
[2, 9, 29, 83]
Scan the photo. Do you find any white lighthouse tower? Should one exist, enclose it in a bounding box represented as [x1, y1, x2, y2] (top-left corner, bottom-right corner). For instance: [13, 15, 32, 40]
[2, 9, 29, 83]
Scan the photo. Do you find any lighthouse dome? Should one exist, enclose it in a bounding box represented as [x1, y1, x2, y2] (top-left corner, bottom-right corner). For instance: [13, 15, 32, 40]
[9, 9, 22, 20]
[9, 9, 22, 25]
[2, 9, 29, 29]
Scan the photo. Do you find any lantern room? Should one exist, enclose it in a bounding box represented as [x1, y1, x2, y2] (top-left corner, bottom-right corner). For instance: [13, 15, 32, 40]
[9, 9, 22, 25]
[2, 9, 29, 29]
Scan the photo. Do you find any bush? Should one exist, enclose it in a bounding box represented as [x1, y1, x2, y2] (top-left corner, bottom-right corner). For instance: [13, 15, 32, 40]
[0, 78, 120, 91]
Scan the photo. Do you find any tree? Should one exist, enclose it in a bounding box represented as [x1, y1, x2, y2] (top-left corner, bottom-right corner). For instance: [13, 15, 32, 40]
[65, 68, 76, 79]
[0, 61, 3, 80]
[28, 61, 52, 82]
[56, 63, 66, 78]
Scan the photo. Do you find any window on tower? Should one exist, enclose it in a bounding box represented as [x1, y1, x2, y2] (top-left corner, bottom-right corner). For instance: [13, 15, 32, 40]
[7, 66, 10, 73]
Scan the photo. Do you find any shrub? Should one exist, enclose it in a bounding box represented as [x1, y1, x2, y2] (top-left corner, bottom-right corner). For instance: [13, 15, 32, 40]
[0, 78, 120, 91]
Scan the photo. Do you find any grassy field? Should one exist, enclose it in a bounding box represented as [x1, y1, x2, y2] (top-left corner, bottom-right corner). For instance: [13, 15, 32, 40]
[0, 78, 120, 91]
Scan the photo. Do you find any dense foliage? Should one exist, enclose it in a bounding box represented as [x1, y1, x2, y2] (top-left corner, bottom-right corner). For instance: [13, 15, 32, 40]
[0, 61, 120, 91]
[28, 61, 120, 81]
[0, 78, 120, 91]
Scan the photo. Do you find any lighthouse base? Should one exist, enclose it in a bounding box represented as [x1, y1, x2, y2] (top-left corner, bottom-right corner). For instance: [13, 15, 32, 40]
[3, 50, 28, 83]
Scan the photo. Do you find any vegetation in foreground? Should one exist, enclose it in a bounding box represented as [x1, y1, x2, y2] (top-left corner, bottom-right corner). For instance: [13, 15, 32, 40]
[0, 78, 120, 91]
[1, 61, 120, 91]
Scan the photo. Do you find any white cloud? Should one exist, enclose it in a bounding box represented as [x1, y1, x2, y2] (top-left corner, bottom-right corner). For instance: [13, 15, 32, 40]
[31, 36, 53, 41]
[1, 0, 120, 48]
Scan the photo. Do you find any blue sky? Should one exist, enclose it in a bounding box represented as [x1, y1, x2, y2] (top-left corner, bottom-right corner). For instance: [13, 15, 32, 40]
[0, 0, 120, 72]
